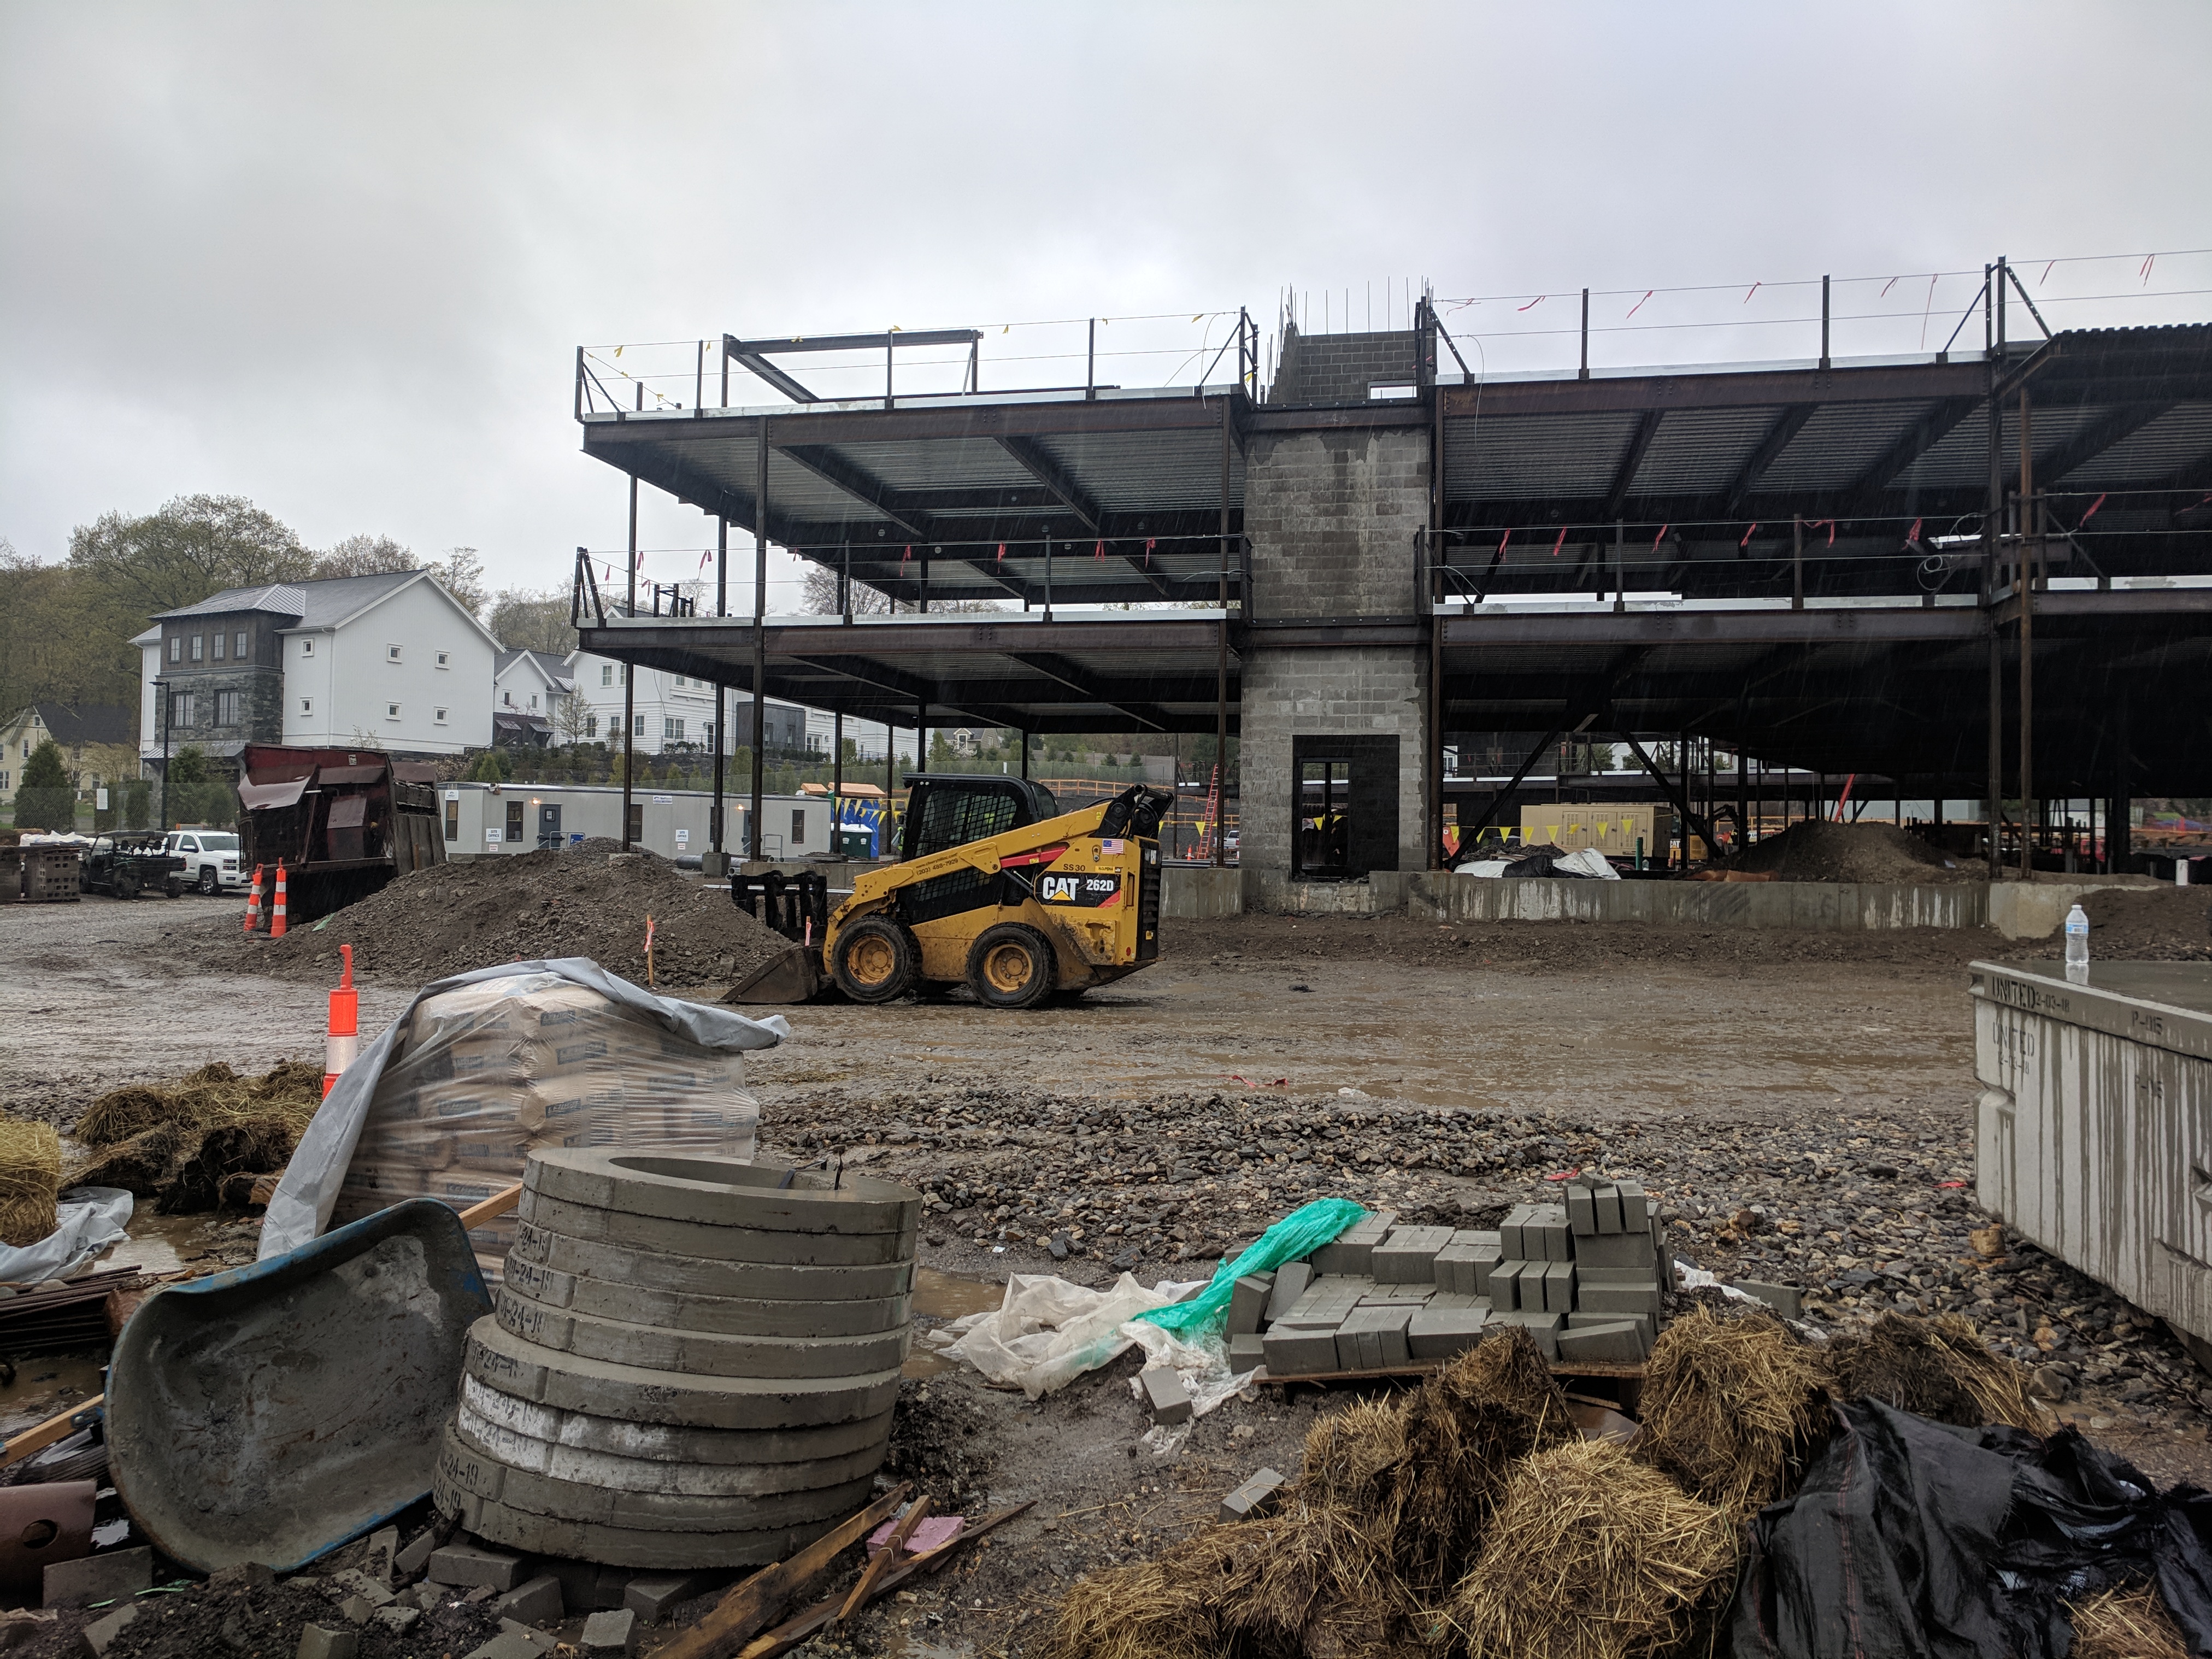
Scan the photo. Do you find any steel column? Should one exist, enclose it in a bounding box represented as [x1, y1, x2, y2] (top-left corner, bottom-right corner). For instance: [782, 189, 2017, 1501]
[1215, 395, 1229, 868]
[621, 384, 639, 851]
[752, 417, 768, 859]
[712, 515, 727, 853]
[2018, 382, 2035, 879]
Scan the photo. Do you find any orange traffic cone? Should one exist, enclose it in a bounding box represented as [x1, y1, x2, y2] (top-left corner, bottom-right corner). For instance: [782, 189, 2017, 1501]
[271, 861, 289, 939]
[243, 864, 264, 933]
[323, 943, 358, 1098]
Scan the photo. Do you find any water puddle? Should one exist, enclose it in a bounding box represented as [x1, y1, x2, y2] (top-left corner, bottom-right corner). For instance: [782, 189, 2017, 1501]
[905, 1266, 1003, 1379]
[0, 1353, 107, 1442]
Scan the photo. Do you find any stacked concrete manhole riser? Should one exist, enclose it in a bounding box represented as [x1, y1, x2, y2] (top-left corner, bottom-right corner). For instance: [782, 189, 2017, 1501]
[434, 1149, 920, 1567]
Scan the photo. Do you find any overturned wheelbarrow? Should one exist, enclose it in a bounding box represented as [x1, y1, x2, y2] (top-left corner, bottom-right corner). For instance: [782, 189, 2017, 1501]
[107, 1192, 510, 1573]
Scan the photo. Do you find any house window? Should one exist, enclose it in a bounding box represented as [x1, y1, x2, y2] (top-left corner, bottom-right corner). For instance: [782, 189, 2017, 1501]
[299, 697, 313, 716]
[169, 691, 196, 727]
[434, 707, 449, 724]
[791, 810, 805, 846]
[168, 637, 181, 663]
[215, 690, 242, 725]
[601, 665, 613, 686]
[528, 694, 538, 711]
[436, 651, 450, 669]
[236, 630, 248, 658]
[213, 632, 226, 662]
[502, 692, 513, 707]
[301, 638, 315, 658]
[633, 714, 645, 738]
[190, 635, 204, 662]
[505, 802, 524, 842]
[586, 715, 598, 738]
[386, 644, 403, 663]
[443, 799, 458, 842]
[386, 702, 402, 720]
[664, 717, 685, 742]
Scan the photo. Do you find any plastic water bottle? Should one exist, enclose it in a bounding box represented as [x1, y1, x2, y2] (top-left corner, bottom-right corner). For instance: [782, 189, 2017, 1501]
[2064, 903, 2090, 984]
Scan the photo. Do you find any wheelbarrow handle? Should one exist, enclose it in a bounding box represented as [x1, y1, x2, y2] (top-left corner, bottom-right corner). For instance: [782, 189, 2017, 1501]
[457, 1183, 524, 1230]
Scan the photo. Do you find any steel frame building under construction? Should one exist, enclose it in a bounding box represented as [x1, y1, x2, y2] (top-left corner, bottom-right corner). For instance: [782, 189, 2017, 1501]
[568, 263, 2212, 898]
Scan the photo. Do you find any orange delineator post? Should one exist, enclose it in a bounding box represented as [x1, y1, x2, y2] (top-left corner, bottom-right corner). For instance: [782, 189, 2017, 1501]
[270, 861, 289, 938]
[243, 864, 264, 933]
[323, 943, 357, 1098]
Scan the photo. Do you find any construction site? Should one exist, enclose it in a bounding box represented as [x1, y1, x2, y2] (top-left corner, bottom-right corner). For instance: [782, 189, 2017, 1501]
[3, 264, 2212, 1659]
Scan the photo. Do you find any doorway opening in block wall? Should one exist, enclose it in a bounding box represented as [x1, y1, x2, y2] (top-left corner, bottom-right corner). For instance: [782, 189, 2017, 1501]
[1291, 734, 1400, 879]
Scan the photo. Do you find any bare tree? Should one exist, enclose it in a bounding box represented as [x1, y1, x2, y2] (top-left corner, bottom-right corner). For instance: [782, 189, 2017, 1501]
[490, 586, 578, 652]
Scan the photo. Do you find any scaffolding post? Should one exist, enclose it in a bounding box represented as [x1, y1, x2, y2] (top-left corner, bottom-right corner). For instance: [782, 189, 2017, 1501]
[2018, 381, 2035, 880]
[712, 515, 727, 854]
[621, 384, 639, 852]
[1984, 262, 2004, 878]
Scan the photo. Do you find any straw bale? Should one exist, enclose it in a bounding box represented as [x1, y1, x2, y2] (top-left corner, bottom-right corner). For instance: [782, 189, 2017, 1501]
[1032, 1544, 1223, 1659]
[76, 1086, 187, 1146]
[0, 1120, 61, 1248]
[1637, 1307, 1829, 1518]
[160, 1114, 298, 1214]
[2070, 1585, 2189, 1659]
[73, 1119, 198, 1197]
[1449, 1438, 1739, 1659]
[1822, 1311, 2044, 1430]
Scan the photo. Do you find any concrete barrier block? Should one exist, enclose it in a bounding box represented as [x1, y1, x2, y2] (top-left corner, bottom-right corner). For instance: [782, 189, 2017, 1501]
[1731, 1281, 1803, 1319]
[622, 1572, 719, 1624]
[1310, 1212, 1395, 1275]
[1141, 1366, 1192, 1424]
[1573, 1231, 1656, 1269]
[296, 1626, 355, 1659]
[1557, 1321, 1646, 1363]
[1372, 1226, 1452, 1284]
[1219, 1467, 1287, 1523]
[46, 1546, 151, 1609]
[394, 1529, 439, 1580]
[1408, 1303, 1487, 1360]
[1565, 1185, 1597, 1236]
[1228, 1332, 1266, 1370]
[494, 1574, 563, 1627]
[1498, 1205, 1529, 1259]
[1569, 1309, 1654, 1348]
[1543, 1261, 1576, 1314]
[1593, 1184, 1623, 1234]
[1263, 1326, 1342, 1376]
[81, 1605, 140, 1658]
[1490, 1309, 1562, 1359]
[1615, 1180, 1648, 1229]
[1228, 1273, 1275, 1335]
[1576, 1283, 1660, 1320]
[580, 1607, 640, 1657]
[429, 1543, 527, 1591]
[1264, 1262, 1313, 1322]
[1486, 1259, 1525, 1311]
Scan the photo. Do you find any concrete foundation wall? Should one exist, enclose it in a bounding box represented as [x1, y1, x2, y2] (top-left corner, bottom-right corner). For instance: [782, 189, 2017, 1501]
[1407, 875, 1986, 931]
[1239, 647, 1429, 879]
[1161, 865, 1242, 920]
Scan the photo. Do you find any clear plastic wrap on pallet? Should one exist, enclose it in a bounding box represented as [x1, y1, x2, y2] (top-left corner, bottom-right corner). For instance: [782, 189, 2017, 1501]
[261, 959, 787, 1265]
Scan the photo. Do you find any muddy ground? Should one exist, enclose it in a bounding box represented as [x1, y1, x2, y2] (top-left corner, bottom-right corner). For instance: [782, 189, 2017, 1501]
[4, 888, 2212, 1656]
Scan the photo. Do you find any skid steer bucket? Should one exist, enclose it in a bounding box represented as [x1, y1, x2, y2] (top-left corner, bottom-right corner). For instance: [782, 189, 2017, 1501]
[724, 942, 826, 1004]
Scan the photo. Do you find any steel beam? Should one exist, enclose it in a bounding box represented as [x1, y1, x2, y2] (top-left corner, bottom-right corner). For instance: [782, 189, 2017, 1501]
[992, 436, 1103, 534]
[2038, 402, 2176, 483]
[1723, 405, 1817, 511]
[1600, 411, 1665, 517]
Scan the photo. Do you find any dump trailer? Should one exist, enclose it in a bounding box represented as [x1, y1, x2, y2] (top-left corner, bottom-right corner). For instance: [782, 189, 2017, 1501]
[237, 745, 445, 926]
[727, 776, 1173, 1008]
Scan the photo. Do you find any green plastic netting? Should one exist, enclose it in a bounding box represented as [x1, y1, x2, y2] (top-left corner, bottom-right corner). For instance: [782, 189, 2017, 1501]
[1130, 1197, 1368, 1340]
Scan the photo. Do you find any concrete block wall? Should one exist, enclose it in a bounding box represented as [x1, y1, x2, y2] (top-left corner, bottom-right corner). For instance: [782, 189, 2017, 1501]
[1244, 428, 1428, 621]
[1270, 328, 1422, 405]
[1240, 646, 1428, 879]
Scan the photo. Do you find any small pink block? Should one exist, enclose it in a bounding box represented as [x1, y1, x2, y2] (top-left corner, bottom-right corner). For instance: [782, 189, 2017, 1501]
[866, 1515, 965, 1558]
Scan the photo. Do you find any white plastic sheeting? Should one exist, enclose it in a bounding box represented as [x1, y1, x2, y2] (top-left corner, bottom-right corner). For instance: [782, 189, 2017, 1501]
[0, 1188, 133, 1284]
[925, 1272, 1207, 1401]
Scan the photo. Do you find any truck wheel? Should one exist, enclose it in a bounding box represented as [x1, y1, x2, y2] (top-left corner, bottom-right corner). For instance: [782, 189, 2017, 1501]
[114, 872, 139, 902]
[832, 917, 919, 1004]
[965, 923, 1056, 1010]
[197, 867, 219, 895]
[165, 879, 183, 899]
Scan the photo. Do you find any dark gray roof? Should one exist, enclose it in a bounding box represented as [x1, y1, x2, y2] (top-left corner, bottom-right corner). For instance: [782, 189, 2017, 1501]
[154, 570, 421, 626]
[21, 702, 136, 746]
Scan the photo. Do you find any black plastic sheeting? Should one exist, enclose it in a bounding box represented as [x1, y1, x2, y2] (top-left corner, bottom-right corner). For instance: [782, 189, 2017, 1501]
[1732, 1398, 2212, 1658]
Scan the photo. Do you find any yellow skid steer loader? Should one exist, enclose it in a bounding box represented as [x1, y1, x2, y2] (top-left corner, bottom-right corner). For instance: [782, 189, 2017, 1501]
[726, 778, 1175, 1009]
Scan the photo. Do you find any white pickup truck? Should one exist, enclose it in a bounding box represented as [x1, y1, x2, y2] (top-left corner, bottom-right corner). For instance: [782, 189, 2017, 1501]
[159, 828, 246, 896]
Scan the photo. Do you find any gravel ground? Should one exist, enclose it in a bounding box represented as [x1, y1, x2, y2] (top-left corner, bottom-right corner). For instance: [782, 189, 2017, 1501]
[7, 892, 2211, 1656]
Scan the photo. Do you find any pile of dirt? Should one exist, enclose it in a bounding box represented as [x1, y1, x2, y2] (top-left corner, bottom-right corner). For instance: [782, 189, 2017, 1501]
[2067, 886, 2212, 961]
[1727, 819, 1975, 884]
[228, 847, 790, 985]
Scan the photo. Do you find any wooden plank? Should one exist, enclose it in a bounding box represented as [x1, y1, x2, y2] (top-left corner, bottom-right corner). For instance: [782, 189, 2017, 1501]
[734, 1501, 1035, 1659]
[654, 1482, 910, 1659]
[2, 1395, 103, 1468]
[457, 1183, 523, 1230]
[832, 1495, 931, 1627]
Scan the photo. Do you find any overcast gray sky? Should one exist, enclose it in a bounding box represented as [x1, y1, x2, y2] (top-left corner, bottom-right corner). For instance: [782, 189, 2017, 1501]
[5, 1, 2208, 607]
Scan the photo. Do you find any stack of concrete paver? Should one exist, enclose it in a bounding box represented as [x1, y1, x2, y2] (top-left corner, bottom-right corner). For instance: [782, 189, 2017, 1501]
[433, 1148, 917, 1566]
[1243, 1189, 1672, 1375]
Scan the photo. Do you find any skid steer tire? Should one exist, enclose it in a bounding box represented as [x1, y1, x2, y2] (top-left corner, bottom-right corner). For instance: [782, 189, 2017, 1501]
[831, 917, 919, 1004]
[966, 923, 1057, 1010]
